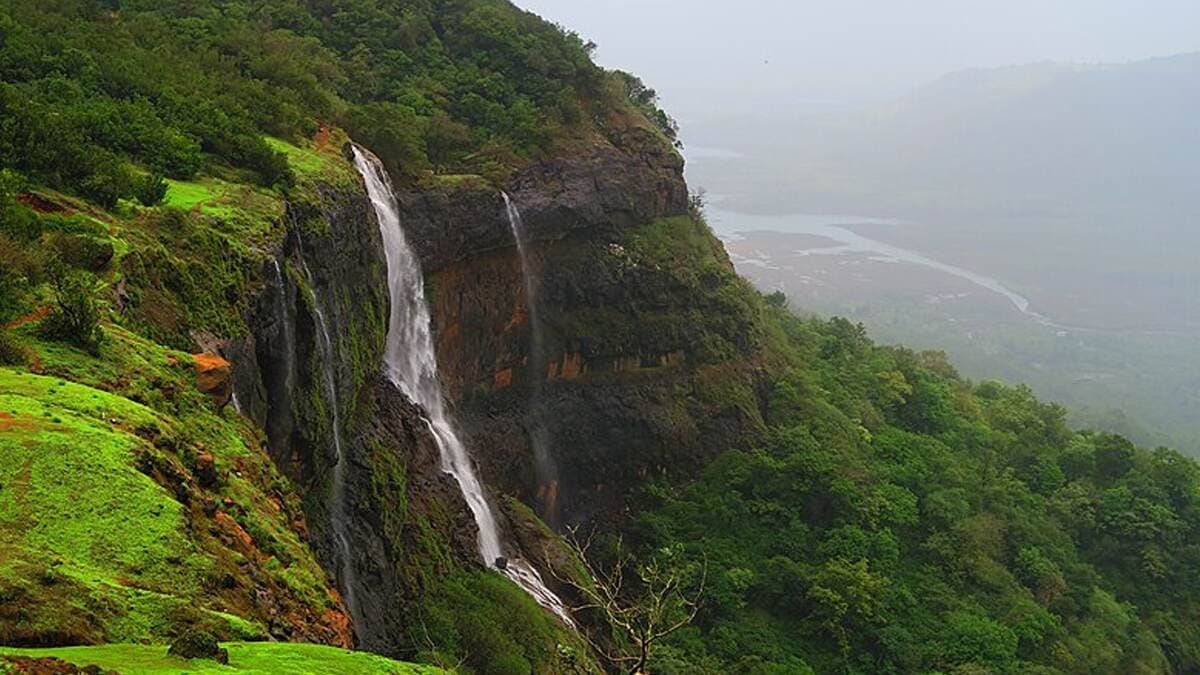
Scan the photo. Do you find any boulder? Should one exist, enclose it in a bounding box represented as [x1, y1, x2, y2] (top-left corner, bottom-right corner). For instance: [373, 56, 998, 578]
[193, 353, 232, 407]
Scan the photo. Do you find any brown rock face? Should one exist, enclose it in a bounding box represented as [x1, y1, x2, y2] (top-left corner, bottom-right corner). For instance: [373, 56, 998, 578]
[404, 129, 766, 527]
[193, 353, 232, 406]
[399, 129, 688, 277]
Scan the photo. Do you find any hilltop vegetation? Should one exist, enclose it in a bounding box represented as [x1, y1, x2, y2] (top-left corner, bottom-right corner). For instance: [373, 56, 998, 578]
[0, 0, 675, 202]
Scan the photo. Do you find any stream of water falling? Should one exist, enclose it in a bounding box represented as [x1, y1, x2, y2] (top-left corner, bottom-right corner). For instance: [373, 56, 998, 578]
[501, 193, 560, 527]
[294, 250, 362, 634]
[271, 259, 296, 395]
[351, 147, 573, 626]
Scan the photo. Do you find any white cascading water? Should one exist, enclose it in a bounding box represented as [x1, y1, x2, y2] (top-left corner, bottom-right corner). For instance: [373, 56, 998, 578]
[501, 193, 561, 527]
[294, 252, 363, 633]
[351, 146, 573, 626]
[271, 259, 296, 395]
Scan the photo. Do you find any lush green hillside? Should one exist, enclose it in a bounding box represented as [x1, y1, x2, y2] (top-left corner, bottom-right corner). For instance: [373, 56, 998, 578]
[0, 0, 670, 203]
[3, 2, 1200, 675]
[629, 308, 1200, 674]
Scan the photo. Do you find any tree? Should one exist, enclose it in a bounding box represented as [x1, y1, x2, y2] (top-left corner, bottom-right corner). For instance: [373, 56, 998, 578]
[40, 267, 103, 354]
[551, 527, 705, 675]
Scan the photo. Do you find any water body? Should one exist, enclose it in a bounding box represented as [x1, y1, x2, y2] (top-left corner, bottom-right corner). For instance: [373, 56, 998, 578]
[352, 148, 573, 626]
[501, 193, 560, 528]
[294, 250, 362, 636]
[707, 205, 1042, 319]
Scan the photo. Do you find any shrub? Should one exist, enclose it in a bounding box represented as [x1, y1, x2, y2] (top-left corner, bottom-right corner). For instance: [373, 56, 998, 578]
[0, 233, 43, 324]
[40, 269, 104, 354]
[167, 629, 228, 664]
[78, 154, 134, 209]
[765, 290, 788, 308]
[0, 331, 28, 366]
[45, 232, 114, 271]
[134, 173, 169, 207]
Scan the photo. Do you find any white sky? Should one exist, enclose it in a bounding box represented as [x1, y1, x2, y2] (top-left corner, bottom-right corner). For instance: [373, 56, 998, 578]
[518, 0, 1200, 122]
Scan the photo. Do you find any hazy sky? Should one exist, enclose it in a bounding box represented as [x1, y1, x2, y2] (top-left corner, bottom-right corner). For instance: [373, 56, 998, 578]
[518, 0, 1200, 126]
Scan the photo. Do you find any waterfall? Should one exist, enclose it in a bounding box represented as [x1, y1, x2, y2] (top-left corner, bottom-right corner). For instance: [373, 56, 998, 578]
[294, 250, 363, 637]
[271, 259, 296, 397]
[351, 147, 573, 626]
[501, 193, 560, 527]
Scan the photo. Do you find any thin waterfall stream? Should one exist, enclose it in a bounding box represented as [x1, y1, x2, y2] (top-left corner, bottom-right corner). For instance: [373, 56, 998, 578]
[501, 192, 560, 527]
[351, 147, 573, 626]
[271, 259, 296, 397]
[294, 249, 363, 634]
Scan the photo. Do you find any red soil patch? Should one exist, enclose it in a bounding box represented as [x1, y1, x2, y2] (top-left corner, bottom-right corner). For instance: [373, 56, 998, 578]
[2, 306, 50, 331]
[16, 193, 67, 215]
[192, 353, 229, 371]
[0, 412, 41, 433]
[503, 306, 527, 332]
[214, 510, 256, 554]
[319, 606, 355, 648]
[492, 368, 513, 389]
[314, 125, 332, 151]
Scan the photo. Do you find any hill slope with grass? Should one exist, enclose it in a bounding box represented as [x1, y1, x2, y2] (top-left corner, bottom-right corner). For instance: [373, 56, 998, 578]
[0, 642, 440, 674]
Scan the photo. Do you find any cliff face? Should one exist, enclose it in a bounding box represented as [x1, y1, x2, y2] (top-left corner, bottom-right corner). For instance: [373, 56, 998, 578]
[227, 160, 468, 655]
[402, 120, 768, 526]
[228, 147, 585, 665]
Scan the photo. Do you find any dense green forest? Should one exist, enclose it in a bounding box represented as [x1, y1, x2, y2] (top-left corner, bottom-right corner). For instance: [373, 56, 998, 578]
[0, 0, 672, 201]
[634, 310, 1200, 673]
[3, 1, 1200, 674]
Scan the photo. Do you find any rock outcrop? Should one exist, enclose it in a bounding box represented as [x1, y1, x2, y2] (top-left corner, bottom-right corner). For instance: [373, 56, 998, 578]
[402, 123, 768, 526]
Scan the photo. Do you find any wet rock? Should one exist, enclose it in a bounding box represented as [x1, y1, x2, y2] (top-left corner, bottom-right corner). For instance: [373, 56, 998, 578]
[399, 133, 687, 275]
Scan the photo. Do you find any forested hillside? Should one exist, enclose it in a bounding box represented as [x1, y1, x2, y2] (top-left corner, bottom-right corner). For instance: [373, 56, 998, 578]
[2, 2, 1199, 674]
[636, 311, 1200, 673]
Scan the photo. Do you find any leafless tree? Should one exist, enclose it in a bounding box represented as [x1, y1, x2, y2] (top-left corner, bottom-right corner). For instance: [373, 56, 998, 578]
[549, 526, 706, 675]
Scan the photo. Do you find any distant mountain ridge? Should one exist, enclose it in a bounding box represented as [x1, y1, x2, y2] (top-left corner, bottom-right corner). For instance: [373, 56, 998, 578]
[693, 51, 1200, 223]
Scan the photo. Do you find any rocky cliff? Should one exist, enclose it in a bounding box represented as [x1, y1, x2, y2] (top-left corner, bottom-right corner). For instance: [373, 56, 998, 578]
[402, 116, 770, 527]
[213, 103, 771, 666]
[224, 141, 591, 668]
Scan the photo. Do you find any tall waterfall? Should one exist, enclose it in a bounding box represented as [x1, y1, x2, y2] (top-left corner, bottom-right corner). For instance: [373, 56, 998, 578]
[351, 147, 573, 626]
[294, 251, 363, 635]
[501, 193, 560, 527]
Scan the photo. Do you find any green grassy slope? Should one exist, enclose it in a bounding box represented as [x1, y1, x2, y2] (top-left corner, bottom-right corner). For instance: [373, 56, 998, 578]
[0, 135, 360, 648]
[0, 642, 441, 674]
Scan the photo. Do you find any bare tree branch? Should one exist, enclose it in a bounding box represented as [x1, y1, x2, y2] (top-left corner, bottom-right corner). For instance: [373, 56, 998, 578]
[548, 526, 706, 674]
